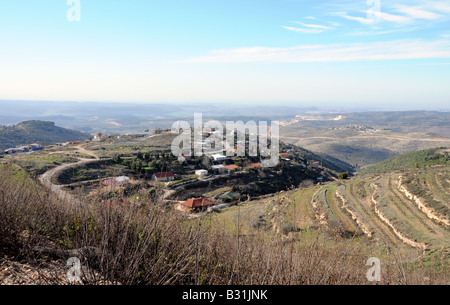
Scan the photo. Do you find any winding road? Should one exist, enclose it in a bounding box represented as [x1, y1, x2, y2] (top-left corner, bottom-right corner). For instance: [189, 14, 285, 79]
[39, 145, 100, 204]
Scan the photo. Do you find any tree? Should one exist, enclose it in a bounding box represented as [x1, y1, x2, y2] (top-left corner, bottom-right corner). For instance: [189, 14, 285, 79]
[338, 172, 349, 180]
[112, 153, 122, 164]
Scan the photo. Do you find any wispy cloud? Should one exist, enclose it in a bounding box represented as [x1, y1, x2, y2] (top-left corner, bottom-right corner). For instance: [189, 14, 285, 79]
[334, 12, 374, 25]
[334, 11, 411, 25]
[182, 39, 450, 63]
[396, 5, 442, 20]
[426, 1, 450, 14]
[282, 26, 323, 34]
[376, 11, 412, 23]
[292, 22, 333, 30]
[283, 21, 333, 34]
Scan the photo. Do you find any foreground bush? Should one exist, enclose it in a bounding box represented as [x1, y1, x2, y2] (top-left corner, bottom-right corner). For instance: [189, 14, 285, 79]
[0, 165, 448, 285]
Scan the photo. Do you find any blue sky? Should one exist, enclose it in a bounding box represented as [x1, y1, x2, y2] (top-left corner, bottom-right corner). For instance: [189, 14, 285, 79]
[0, 0, 450, 110]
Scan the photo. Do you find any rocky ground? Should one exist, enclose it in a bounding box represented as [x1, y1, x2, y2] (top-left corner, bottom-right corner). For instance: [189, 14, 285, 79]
[0, 256, 68, 285]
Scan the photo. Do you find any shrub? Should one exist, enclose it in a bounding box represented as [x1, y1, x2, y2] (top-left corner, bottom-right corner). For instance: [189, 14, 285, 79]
[338, 172, 349, 180]
[280, 222, 297, 235]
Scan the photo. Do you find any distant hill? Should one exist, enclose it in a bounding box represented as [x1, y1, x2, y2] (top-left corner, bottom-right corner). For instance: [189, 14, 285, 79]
[281, 143, 355, 174]
[0, 120, 89, 149]
[359, 147, 450, 174]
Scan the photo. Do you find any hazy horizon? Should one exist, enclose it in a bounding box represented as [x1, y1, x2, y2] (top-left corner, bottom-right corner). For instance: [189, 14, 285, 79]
[1, 99, 449, 113]
[1, 1, 450, 109]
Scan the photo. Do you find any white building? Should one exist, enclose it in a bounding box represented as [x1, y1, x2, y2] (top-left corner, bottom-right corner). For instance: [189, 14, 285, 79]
[211, 165, 226, 173]
[152, 172, 175, 182]
[212, 154, 227, 162]
[195, 169, 209, 176]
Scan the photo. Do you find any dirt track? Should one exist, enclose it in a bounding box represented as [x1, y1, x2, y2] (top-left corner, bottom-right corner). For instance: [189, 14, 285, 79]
[74, 144, 100, 159]
[39, 158, 100, 204]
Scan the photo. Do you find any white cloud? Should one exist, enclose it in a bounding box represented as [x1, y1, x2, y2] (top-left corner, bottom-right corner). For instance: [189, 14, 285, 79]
[282, 26, 323, 34]
[292, 22, 333, 30]
[396, 5, 442, 20]
[375, 11, 412, 23]
[336, 11, 411, 25]
[425, 2, 450, 14]
[182, 40, 450, 63]
[334, 12, 374, 25]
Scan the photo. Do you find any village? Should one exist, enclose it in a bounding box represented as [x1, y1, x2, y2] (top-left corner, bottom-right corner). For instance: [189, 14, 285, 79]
[90, 147, 326, 216]
[1, 128, 332, 218]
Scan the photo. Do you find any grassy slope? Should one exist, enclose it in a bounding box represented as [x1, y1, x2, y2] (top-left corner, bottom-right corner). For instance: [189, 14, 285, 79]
[214, 163, 449, 271]
[359, 147, 450, 174]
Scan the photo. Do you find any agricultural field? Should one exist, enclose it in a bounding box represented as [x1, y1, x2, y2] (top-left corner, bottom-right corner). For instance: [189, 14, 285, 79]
[10, 154, 80, 177]
[212, 165, 450, 273]
[280, 112, 450, 168]
[86, 133, 177, 158]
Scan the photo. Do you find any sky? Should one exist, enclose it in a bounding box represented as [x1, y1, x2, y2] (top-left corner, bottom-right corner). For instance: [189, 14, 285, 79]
[0, 0, 450, 110]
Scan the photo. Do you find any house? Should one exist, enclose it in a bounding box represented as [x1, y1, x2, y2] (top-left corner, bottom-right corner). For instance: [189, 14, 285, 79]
[103, 176, 130, 187]
[211, 165, 226, 173]
[15, 146, 29, 153]
[247, 162, 262, 168]
[152, 172, 175, 182]
[224, 164, 239, 172]
[195, 169, 209, 176]
[182, 155, 192, 162]
[29, 143, 43, 151]
[181, 197, 217, 211]
[212, 154, 227, 162]
[310, 161, 320, 169]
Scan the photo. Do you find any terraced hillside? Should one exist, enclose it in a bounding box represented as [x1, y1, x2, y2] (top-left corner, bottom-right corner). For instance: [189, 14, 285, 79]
[213, 165, 450, 266]
[311, 166, 449, 257]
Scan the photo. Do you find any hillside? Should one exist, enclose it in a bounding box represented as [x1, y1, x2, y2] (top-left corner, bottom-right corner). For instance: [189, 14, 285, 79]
[0, 120, 89, 149]
[1, 161, 448, 284]
[213, 165, 450, 275]
[359, 147, 450, 174]
[280, 111, 450, 168]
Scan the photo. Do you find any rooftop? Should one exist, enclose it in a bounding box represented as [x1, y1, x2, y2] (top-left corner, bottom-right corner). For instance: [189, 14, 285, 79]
[181, 197, 217, 209]
[153, 172, 175, 178]
[225, 165, 239, 170]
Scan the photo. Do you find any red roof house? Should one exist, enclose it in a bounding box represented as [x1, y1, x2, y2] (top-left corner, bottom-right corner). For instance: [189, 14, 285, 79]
[181, 197, 217, 211]
[225, 164, 239, 171]
[152, 172, 175, 182]
[310, 161, 320, 168]
[248, 163, 262, 168]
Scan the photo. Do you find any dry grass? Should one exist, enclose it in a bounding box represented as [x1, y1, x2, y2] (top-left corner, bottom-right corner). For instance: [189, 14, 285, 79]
[0, 165, 448, 285]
